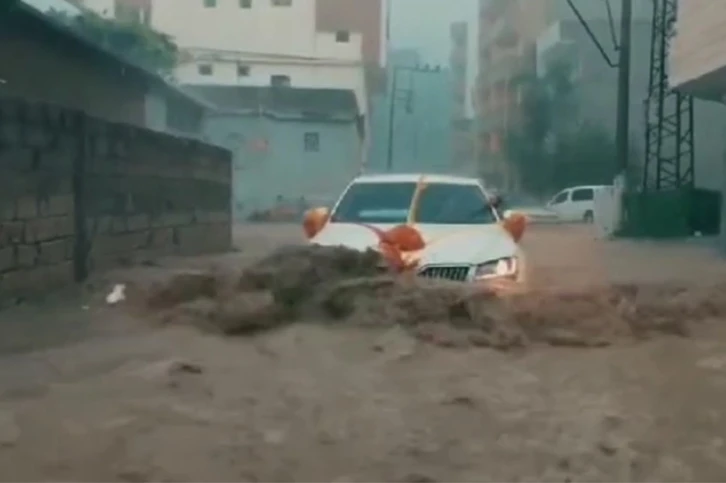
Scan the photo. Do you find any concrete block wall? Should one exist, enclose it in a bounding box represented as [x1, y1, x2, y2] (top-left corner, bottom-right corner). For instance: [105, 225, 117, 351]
[0, 96, 232, 300]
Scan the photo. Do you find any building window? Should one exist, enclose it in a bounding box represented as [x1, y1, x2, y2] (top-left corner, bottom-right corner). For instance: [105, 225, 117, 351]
[240, 0, 252, 7]
[198, 64, 213, 76]
[270, 75, 291, 87]
[271, 0, 291, 6]
[237, 64, 250, 76]
[304, 132, 320, 152]
[203, 0, 216, 7]
[335, 31, 350, 43]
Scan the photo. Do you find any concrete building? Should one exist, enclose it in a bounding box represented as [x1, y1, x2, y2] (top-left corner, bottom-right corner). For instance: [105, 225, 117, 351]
[476, 0, 550, 189]
[315, 0, 385, 67]
[450, 21, 475, 174]
[670, 1, 726, 193]
[2, 0, 208, 138]
[450, 22, 468, 120]
[73, 0, 369, 119]
[367, 49, 453, 174]
[188, 85, 362, 220]
[152, 0, 366, 117]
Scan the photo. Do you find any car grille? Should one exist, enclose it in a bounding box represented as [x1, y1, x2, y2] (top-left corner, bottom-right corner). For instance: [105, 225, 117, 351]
[418, 265, 470, 282]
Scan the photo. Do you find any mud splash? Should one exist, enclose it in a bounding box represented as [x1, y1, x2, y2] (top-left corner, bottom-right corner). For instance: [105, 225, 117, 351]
[134, 246, 726, 349]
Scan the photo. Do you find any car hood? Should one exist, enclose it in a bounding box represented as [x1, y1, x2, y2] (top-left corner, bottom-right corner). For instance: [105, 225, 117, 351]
[311, 222, 519, 265]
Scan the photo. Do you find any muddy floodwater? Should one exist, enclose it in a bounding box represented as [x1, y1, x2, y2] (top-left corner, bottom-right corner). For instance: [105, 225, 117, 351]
[1, 224, 726, 482]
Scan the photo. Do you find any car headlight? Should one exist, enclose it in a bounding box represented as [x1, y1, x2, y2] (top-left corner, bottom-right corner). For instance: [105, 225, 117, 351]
[473, 257, 518, 279]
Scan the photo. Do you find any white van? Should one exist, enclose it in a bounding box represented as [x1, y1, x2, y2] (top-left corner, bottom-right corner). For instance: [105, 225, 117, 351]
[546, 185, 609, 223]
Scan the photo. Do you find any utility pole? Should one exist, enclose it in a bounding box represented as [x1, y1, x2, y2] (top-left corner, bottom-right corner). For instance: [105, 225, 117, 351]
[386, 67, 402, 171]
[615, 0, 633, 185]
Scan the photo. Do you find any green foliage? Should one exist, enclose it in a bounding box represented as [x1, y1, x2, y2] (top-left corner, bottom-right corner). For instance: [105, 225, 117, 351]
[504, 59, 618, 196]
[47, 8, 179, 78]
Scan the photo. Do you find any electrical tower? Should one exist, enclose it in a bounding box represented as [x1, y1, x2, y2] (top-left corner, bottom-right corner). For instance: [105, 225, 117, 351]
[642, 0, 695, 191]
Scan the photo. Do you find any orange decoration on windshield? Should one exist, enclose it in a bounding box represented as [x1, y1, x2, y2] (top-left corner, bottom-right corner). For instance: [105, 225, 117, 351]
[359, 223, 425, 272]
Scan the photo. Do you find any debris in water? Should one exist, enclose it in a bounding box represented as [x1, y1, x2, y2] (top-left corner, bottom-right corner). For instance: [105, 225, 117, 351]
[106, 284, 126, 305]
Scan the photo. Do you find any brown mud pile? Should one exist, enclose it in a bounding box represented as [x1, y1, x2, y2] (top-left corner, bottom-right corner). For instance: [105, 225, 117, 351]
[134, 246, 726, 349]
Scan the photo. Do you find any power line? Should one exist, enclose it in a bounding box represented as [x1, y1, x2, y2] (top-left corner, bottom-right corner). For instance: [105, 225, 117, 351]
[604, 0, 620, 50]
[565, 0, 618, 67]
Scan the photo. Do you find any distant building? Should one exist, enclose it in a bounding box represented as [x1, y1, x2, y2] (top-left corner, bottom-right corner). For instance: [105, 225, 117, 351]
[188, 85, 363, 219]
[1, 0, 208, 138]
[450, 22, 468, 120]
[450, 21, 475, 174]
[367, 49, 453, 173]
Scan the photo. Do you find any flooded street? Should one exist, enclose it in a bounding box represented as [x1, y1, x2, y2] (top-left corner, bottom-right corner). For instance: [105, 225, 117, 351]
[2, 224, 726, 482]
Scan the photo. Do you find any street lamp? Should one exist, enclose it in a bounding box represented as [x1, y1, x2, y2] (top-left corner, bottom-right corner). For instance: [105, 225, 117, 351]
[386, 64, 441, 171]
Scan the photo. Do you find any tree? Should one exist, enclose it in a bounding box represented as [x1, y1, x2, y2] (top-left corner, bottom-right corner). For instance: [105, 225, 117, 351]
[504, 59, 619, 196]
[47, 8, 179, 78]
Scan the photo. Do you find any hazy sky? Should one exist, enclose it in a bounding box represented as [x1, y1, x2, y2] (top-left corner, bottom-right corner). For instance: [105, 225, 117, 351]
[391, 0, 478, 115]
[390, 0, 478, 64]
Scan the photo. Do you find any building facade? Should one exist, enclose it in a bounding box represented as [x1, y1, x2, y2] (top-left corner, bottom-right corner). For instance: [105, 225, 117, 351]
[151, 0, 367, 116]
[189, 85, 362, 219]
[450, 21, 475, 174]
[670, 1, 726, 195]
[73, 0, 369, 119]
[450, 22, 468, 120]
[476, 0, 550, 189]
[315, 0, 386, 68]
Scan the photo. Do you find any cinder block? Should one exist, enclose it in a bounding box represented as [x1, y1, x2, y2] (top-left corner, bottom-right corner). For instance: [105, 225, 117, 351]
[38, 238, 72, 265]
[15, 244, 38, 267]
[39, 195, 73, 216]
[0, 247, 15, 272]
[0, 221, 24, 247]
[15, 197, 38, 219]
[25, 216, 73, 242]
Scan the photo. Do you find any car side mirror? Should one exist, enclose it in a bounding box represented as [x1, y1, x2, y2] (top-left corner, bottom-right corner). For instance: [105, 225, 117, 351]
[489, 194, 502, 208]
[502, 210, 527, 243]
[302, 206, 330, 239]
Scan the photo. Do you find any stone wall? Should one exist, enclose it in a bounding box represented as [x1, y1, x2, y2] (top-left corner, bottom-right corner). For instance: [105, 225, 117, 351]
[0, 97, 232, 300]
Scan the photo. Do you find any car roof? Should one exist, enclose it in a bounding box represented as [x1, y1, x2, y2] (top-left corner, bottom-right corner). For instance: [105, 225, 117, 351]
[352, 173, 481, 185]
[563, 185, 610, 190]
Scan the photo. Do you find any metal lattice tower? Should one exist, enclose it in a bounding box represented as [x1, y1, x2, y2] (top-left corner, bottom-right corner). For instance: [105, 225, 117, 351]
[642, 0, 695, 191]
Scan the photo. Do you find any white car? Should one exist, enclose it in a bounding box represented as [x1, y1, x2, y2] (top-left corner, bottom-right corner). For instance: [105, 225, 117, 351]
[304, 173, 526, 284]
[546, 185, 610, 223]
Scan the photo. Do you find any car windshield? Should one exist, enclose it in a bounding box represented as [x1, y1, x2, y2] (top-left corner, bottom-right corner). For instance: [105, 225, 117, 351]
[331, 181, 497, 224]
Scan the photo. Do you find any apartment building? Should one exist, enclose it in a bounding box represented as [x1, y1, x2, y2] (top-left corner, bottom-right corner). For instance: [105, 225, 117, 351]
[476, 0, 551, 189]
[315, 0, 387, 98]
[450, 21, 475, 173]
[450, 22, 468, 120]
[74, 0, 368, 117]
[315, 0, 385, 67]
